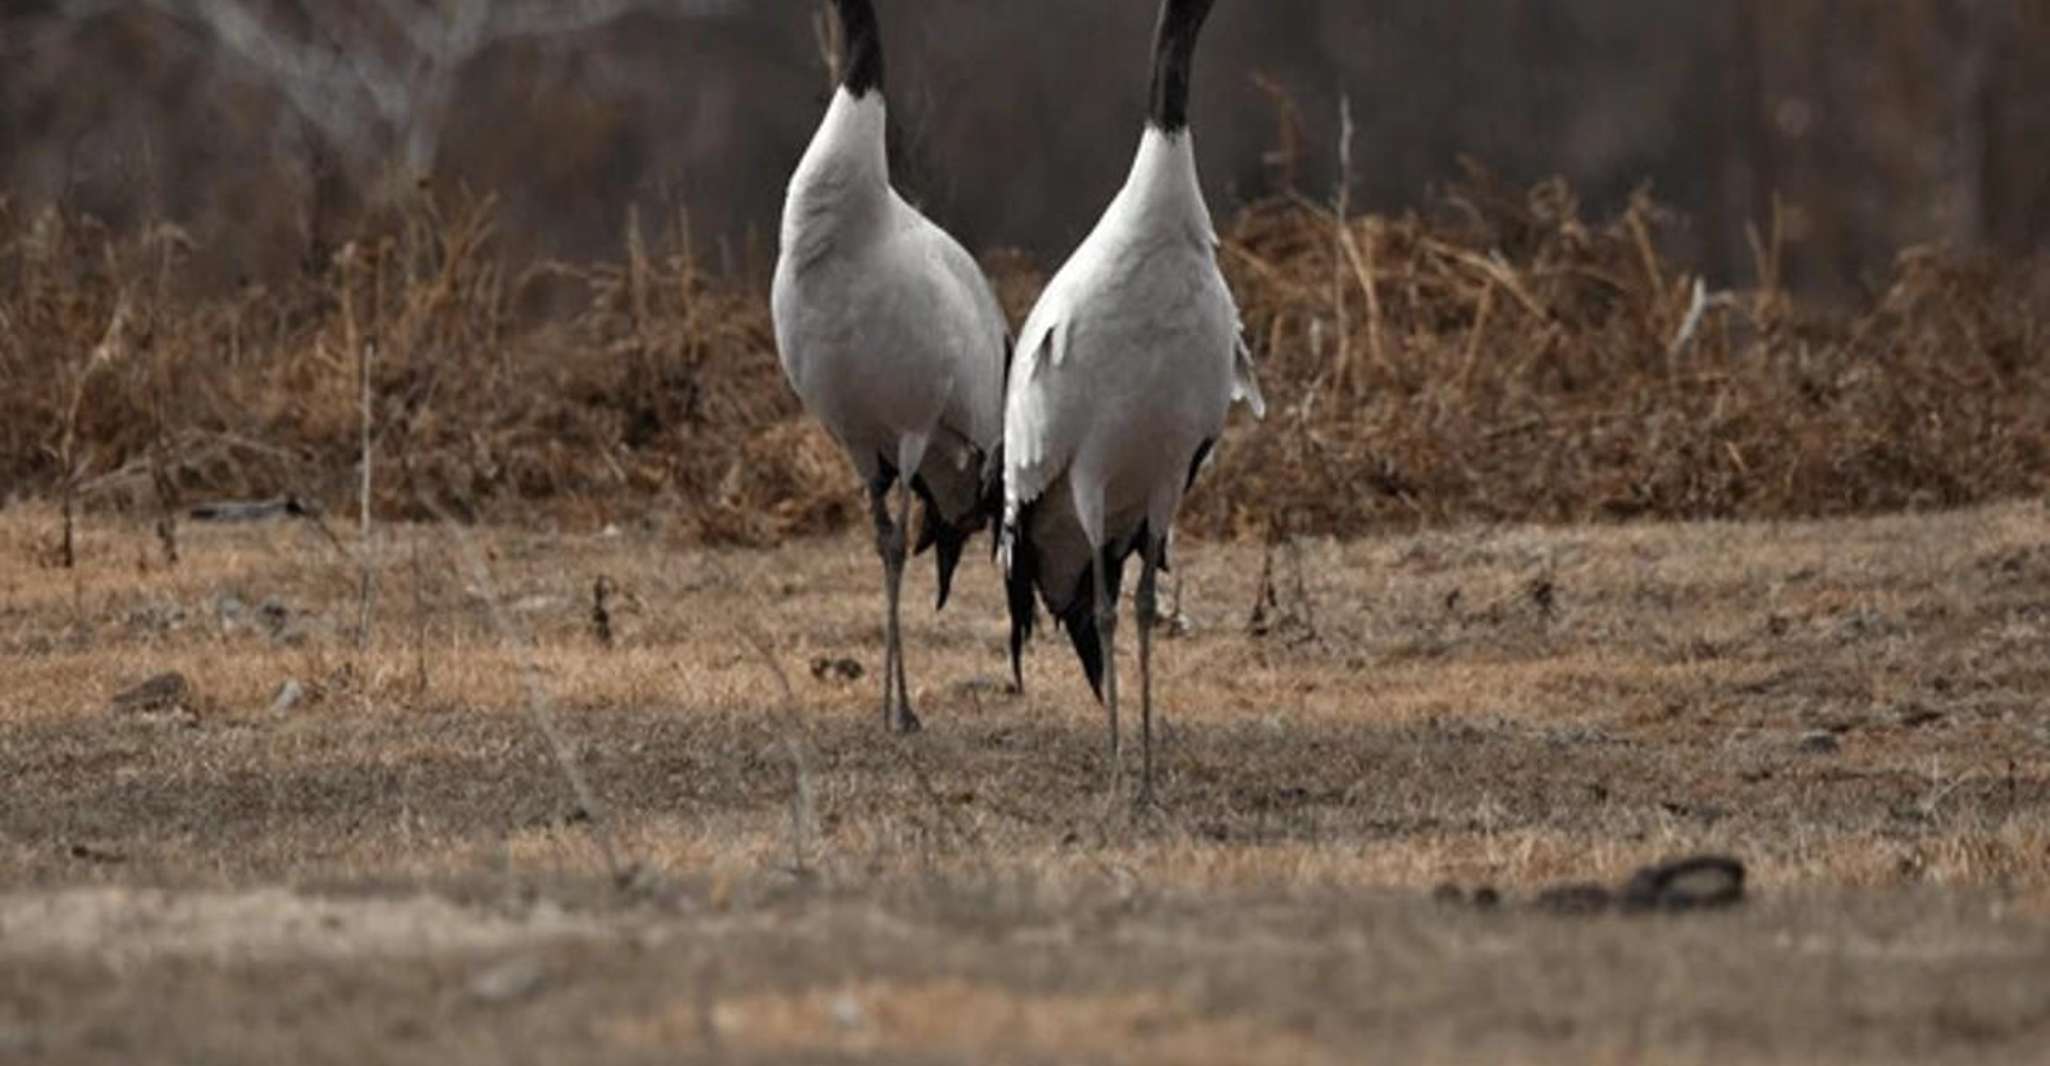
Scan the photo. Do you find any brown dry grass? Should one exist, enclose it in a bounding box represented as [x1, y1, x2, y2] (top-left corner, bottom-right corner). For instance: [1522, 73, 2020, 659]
[3, 500, 2050, 1063]
[5, 175, 2047, 544]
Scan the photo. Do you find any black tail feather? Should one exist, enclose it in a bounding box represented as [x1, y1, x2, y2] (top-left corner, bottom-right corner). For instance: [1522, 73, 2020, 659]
[1055, 539, 1134, 704]
[978, 439, 1007, 562]
[1004, 518, 1038, 694]
[909, 477, 979, 611]
[1061, 597, 1105, 702]
[928, 517, 969, 611]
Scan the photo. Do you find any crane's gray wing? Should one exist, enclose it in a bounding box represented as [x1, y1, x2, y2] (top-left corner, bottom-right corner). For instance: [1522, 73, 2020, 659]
[1001, 292, 1083, 523]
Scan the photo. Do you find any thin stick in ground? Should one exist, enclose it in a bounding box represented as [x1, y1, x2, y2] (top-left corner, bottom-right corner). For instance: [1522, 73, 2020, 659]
[356, 340, 378, 650]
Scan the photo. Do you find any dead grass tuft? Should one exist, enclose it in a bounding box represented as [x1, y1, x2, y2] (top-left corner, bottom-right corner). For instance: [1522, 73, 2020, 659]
[4, 175, 2047, 543]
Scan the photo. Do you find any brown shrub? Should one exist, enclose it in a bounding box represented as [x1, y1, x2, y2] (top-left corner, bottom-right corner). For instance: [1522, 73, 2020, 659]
[2, 174, 2046, 544]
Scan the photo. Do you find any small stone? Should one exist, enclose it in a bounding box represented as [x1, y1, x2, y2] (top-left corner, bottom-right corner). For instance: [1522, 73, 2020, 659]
[215, 594, 249, 633]
[809, 657, 864, 683]
[1797, 730, 1840, 754]
[1430, 882, 1465, 906]
[468, 957, 546, 1003]
[269, 678, 307, 715]
[68, 842, 125, 864]
[108, 672, 194, 719]
[1471, 885, 1502, 910]
[1897, 705, 1945, 729]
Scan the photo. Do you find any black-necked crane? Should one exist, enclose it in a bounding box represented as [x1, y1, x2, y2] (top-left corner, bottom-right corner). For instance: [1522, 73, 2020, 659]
[773, 0, 1010, 734]
[999, 0, 1264, 802]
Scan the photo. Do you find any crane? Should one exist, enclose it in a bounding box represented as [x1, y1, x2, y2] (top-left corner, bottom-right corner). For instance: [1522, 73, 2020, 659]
[773, 0, 1010, 734]
[999, 0, 1263, 801]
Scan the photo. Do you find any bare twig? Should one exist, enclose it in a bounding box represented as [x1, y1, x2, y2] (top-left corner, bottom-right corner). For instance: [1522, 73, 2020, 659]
[1667, 277, 1711, 361]
[356, 339, 378, 649]
[811, 1, 842, 88]
[410, 529, 430, 695]
[148, 439, 179, 568]
[1332, 93, 1354, 396]
[54, 298, 125, 569]
[590, 575, 616, 649]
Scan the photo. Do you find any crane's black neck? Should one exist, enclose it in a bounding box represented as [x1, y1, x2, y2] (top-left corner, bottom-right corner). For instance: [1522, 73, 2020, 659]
[1147, 0, 1216, 134]
[834, 0, 884, 98]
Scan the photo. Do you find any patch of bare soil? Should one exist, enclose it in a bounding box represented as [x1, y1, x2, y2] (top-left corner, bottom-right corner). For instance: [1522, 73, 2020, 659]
[2, 501, 2049, 1063]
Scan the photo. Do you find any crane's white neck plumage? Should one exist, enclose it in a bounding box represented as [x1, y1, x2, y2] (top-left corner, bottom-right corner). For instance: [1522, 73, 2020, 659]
[781, 88, 894, 267]
[1102, 127, 1216, 249]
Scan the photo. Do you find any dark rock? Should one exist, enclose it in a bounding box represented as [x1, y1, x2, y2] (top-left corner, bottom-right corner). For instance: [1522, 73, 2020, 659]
[108, 671, 195, 720]
[809, 657, 864, 683]
[1797, 730, 1840, 754]
[1897, 705, 1945, 729]
[1621, 854, 1746, 912]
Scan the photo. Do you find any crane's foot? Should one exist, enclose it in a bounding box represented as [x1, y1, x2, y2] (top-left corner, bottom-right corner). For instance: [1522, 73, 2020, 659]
[1132, 779, 1167, 818]
[888, 702, 923, 735]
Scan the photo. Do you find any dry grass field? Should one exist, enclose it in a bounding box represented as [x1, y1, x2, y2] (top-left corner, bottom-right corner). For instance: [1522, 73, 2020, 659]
[4, 498, 2049, 1063]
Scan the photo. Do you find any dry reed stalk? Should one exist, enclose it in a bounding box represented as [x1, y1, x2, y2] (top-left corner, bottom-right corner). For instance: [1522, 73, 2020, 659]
[2, 173, 2044, 545]
[1330, 94, 1354, 399]
[356, 340, 377, 650]
[409, 529, 430, 695]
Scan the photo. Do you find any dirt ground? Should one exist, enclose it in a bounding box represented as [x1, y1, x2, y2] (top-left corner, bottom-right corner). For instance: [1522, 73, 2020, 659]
[3, 499, 2049, 1063]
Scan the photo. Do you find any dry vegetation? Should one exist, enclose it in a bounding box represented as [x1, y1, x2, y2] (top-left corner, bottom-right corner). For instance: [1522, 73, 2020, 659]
[4, 173, 2047, 546]
[4, 496, 2050, 1062]
[5, 160, 2050, 1063]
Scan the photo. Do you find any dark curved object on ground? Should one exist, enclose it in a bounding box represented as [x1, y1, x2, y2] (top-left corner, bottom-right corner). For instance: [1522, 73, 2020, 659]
[1620, 854, 1747, 912]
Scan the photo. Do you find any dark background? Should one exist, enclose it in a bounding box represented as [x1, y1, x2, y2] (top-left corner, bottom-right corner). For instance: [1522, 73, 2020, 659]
[5, 1, 2047, 297]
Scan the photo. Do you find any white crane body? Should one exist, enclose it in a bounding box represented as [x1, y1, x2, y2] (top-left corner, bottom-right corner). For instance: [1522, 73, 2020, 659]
[1000, 0, 1262, 801]
[772, 1, 1009, 732]
[1005, 129, 1259, 635]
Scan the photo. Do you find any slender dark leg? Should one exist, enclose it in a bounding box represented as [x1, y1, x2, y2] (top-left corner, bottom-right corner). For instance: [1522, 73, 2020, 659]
[1092, 543, 1120, 796]
[1135, 537, 1164, 807]
[869, 482, 917, 733]
[890, 485, 918, 732]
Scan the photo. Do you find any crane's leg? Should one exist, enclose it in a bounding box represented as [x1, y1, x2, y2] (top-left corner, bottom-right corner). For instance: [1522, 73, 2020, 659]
[890, 483, 918, 732]
[1092, 544, 1121, 797]
[1134, 536, 1164, 808]
[869, 480, 918, 733]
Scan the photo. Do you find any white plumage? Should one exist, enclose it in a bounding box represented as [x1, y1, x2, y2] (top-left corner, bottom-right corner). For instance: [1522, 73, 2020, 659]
[773, 0, 1009, 733]
[1000, 0, 1262, 801]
